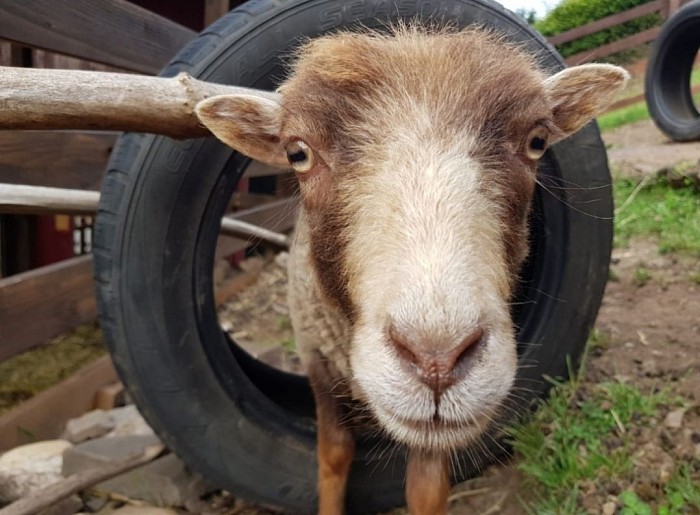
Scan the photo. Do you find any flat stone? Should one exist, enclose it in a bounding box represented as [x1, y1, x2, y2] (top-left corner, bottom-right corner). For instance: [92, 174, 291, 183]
[664, 409, 685, 429]
[62, 409, 116, 443]
[0, 440, 72, 502]
[602, 501, 617, 515]
[95, 453, 211, 507]
[106, 405, 156, 438]
[62, 434, 161, 476]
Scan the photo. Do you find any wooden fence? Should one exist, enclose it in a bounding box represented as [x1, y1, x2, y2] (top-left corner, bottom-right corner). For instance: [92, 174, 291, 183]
[544, 0, 698, 112]
[0, 0, 299, 361]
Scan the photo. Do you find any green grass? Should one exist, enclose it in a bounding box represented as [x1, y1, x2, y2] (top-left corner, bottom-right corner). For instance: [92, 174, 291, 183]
[598, 101, 650, 132]
[0, 323, 106, 416]
[597, 69, 700, 132]
[508, 345, 691, 514]
[613, 174, 700, 256]
[633, 267, 652, 287]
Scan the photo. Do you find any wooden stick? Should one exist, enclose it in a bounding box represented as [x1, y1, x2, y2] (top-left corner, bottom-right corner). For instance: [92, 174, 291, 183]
[0, 67, 279, 138]
[0, 183, 291, 248]
[0, 443, 166, 515]
[0, 183, 99, 215]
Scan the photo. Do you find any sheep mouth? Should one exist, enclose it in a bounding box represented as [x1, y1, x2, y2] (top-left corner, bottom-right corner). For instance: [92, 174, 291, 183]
[373, 403, 495, 451]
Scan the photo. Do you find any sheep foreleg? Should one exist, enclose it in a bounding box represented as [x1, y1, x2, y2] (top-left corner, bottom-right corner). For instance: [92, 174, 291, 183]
[406, 450, 450, 515]
[309, 360, 355, 515]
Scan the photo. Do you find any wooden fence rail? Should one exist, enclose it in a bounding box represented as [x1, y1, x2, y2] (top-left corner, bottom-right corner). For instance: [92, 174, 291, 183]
[544, 0, 691, 65]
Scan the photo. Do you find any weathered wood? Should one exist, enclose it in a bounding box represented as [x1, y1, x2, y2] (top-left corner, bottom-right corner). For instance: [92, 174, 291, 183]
[0, 184, 293, 246]
[0, 441, 165, 515]
[0, 67, 279, 138]
[548, 1, 663, 45]
[0, 132, 115, 191]
[0, 0, 195, 74]
[0, 184, 100, 215]
[663, 0, 683, 17]
[32, 49, 119, 73]
[0, 356, 117, 451]
[93, 382, 125, 411]
[565, 27, 661, 65]
[0, 255, 96, 362]
[205, 0, 230, 27]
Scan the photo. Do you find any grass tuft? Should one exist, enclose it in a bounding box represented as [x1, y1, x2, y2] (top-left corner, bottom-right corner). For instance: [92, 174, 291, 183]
[613, 175, 700, 256]
[507, 335, 688, 513]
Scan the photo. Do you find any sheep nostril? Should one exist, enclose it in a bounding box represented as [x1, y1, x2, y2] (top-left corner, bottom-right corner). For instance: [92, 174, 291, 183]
[388, 325, 485, 398]
[450, 328, 485, 380]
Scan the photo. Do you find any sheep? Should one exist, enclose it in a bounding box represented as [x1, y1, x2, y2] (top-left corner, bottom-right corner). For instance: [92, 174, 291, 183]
[196, 25, 628, 515]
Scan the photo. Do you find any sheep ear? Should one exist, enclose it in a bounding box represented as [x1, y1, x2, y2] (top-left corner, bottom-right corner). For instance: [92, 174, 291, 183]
[545, 64, 630, 142]
[195, 94, 289, 167]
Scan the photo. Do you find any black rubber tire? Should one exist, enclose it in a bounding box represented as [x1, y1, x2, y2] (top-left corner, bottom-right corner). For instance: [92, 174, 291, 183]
[646, 0, 700, 142]
[93, 1, 613, 512]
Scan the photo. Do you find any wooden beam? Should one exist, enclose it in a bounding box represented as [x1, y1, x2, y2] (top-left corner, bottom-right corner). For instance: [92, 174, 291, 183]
[0, 0, 196, 74]
[204, 0, 230, 27]
[548, 1, 662, 45]
[0, 184, 100, 215]
[565, 27, 661, 65]
[0, 356, 117, 452]
[0, 255, 96, 362]
[0, 131, 115, 191]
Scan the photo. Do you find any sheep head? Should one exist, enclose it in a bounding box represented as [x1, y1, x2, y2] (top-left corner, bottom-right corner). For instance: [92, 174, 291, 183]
[196, 26, 627, 452]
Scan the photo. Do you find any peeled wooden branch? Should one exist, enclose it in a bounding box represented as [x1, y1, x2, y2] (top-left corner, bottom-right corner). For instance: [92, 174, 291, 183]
[0, 443, 165, 515]
[0, 67, 279, 139]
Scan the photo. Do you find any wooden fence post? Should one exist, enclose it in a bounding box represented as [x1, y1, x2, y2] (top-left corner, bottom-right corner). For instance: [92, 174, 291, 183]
[664, 0, 682, 17]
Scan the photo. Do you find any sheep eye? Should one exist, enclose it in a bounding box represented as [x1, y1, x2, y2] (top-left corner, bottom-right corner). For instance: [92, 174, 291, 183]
[286, 140, 314, 173]
[525, 126, 549, 160]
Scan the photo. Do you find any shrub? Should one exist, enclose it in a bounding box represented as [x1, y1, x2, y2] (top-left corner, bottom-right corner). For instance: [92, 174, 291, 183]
[534, 0, 662, 59]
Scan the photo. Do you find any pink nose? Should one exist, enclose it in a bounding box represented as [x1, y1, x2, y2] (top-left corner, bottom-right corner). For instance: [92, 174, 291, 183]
[389, 325, 484, 398]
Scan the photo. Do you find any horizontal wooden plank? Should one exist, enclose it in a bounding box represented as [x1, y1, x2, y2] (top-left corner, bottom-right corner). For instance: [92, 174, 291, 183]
[0, 255, 96, 362]
[565, 27, 661, 65]
[0, 356, 117, 451]
[548, 1, 662, 46]
[0, 131, 115, 191]
[0, 0, 195, 74]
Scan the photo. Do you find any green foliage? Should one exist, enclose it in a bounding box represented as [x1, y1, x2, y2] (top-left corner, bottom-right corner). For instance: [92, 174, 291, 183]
[597, 102, 650, 132]
[661, 464, 700, 512]
[633, 267, 652, 287]
[0, 323, 106, 416]
[534, 0, 662, 59]
[614, 175, 700, 256]
[514, 8, 538, 25]
[509, 370, 672, 512]
[620, 490, 652, 515]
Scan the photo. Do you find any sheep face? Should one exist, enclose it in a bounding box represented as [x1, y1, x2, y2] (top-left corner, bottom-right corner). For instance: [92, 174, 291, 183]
[196, 28, 628, 452]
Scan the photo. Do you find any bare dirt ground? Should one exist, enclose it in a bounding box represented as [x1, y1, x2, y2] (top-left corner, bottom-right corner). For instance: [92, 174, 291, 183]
[217, 118, 700, 514]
